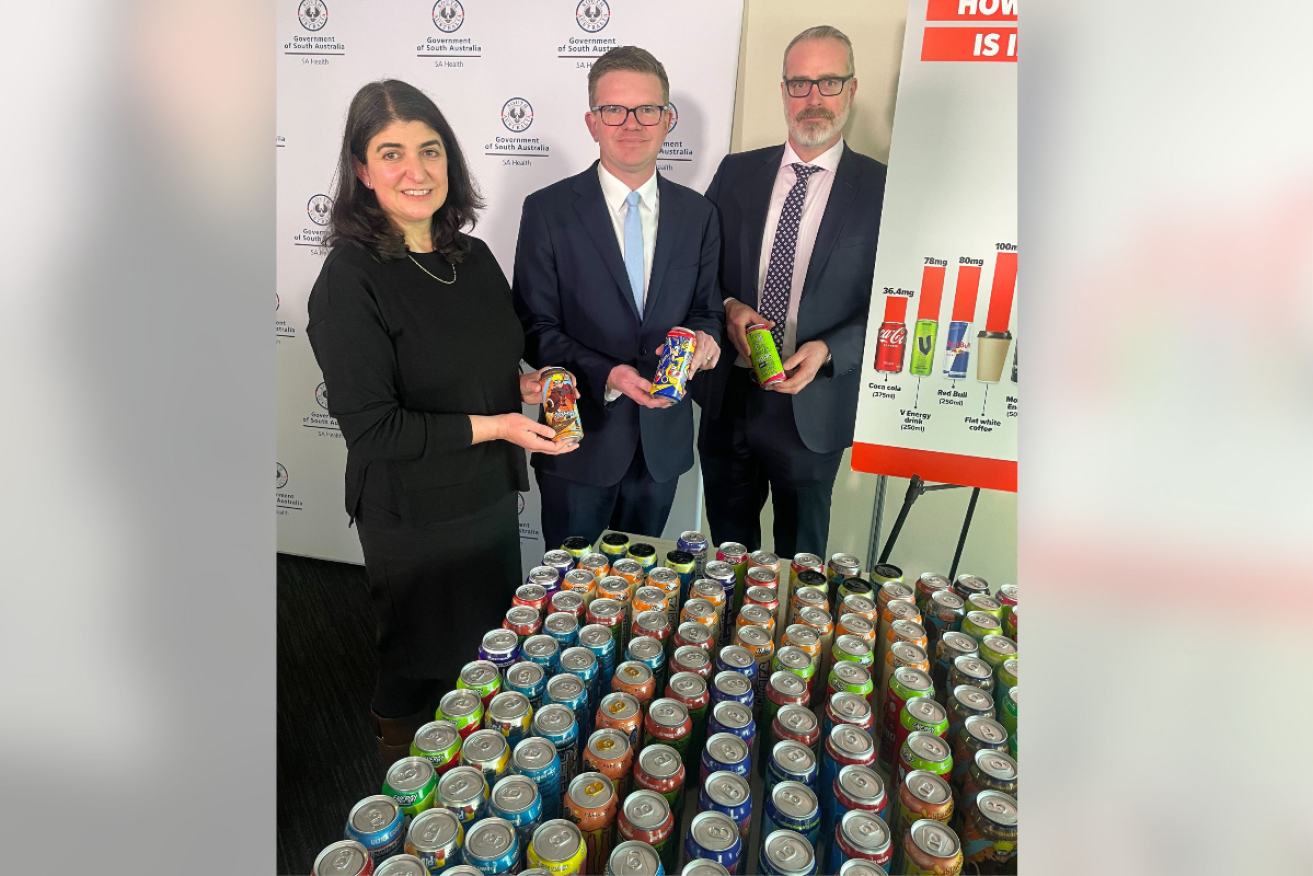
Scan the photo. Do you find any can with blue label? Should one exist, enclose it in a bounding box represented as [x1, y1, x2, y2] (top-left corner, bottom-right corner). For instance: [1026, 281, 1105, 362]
[543, 613, 579, 651]
[650, 327, 696, 402]
[761, 781, 822, 849]
[512, 737, 562, 822]
[559, 647, 600, 717]
[699, 732, 752, 787]
[345, 795, 406, 862]
[521, 635, 561, 678]
[821, 725, 877, 839]
[505, 663, 548, 712]
[531, 704, 580, 790]
[766, 740, 819, 796]
[707, 702, 756, 757]
[490, 775, 542, 870]
[684, 811, 743, 875]
[404, 807, 465, 874]
[759, 830, 818, 876]
[709, 671, 755, 713]
[463, 817, 521, 875]
[698, 770, 752, 850]
[677, 531, 710, 580]
[943, 320, 971, 379]
[544, 674, 590, 741]
[714, 646, 758, 686]
[578, 624, 617, 690]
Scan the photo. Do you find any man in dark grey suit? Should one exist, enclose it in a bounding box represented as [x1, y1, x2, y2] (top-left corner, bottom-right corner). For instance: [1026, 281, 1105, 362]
[693, 26, 887, 559]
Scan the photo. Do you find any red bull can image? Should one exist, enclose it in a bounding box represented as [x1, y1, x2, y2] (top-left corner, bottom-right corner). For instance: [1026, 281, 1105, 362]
[909, 319, 938, 377]
[541, 368, 583, 447]
[943, 321, 971, 379]
[650, 327, 696, 402]
[875, 321, 907, 373]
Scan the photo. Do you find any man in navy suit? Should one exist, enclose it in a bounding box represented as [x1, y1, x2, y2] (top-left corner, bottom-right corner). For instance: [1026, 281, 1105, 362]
[513, 46, 724, 550]
[691, 26, 888, 560]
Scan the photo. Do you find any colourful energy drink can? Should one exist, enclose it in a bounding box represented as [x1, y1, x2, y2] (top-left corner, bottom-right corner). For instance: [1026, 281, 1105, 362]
[405, 807, 465, 874]
[490, 775, 543, 867]
[828, 810, 892, 874]
[747, 324, 786, 387]
[522, 635, 562, 679]
[699, 770, 753, 850]
[505, 662, 548, 712]
[578, 624, 618, 690]
[650, 327, 697, 402]
[677, 531, 710, 580]
[707, 702, 756, 756]
[479, 631, 521, 678]
[634, 742, 687, 833]
[438, 690, 487, 743]
[607, 840, 665, 876]
[486, 691, 534, 748]
[526, 819, 586, 876]
[599, 533, 630, 566]
[541, 368, 582, 446]
[684, 811, 743, 876]
[438, 766, 490, 829]
[412, 720, 463, 777]
[545, 674, 591, 741]
[943, 320, 971, 379]
[566, 773, 618, 876]
[617, 791, 676, 873]
[559, 647, 601, 717]
[312, 840, 375, 876]
[560, 536, 591, 559]
[345, 795, 406, 862]
[460, 730, 511, 790]
[463, 817, 521, 875]
[761, 781, 821, 849]
[910, 320, 938, 376]
[821, 725, 876, 838]
[766, 740, 819, 795]
[699, 732, 752, 786]
[532, 704, 580, 790]
[513, 736, 563, 823]
[760, 829, 818, 876]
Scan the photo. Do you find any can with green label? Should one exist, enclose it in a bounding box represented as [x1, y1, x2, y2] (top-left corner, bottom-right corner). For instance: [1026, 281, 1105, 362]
[747, 324, 786, 387]
[383, 756, 438, 818]
[910, 320, 938, 376]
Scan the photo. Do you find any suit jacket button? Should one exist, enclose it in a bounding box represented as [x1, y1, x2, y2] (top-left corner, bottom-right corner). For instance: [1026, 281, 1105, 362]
[640, 347, 647, 356]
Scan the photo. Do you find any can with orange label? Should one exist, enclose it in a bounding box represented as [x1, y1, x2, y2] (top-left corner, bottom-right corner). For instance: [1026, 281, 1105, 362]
[582, 728, 634, 801]
[565, 772, 618, 876]
[594, 692, 643, 748]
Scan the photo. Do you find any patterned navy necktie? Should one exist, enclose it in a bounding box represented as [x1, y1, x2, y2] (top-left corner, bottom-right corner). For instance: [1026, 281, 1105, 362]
[759, 162, 823, 350]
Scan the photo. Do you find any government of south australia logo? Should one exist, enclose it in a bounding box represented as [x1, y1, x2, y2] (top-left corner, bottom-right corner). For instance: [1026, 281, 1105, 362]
[668, 102, 679, 133]
[307, 194, 332, 226]
[576, 0, 610, 32]
[433, 0, 464, 32]
[502, 98, 533, 132]
[517, 493, 526, 515]
[315, 382, 329, 410]
[276, 463, 289, 489]
[298, 0, 328, 31]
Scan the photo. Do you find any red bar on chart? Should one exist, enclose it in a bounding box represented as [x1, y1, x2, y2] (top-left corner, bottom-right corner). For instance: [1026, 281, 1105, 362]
[916, 265, 946, 320]
[950, 264, 982, 322]
[883, 294, 910, 323]
[984, 251, 1017, 333]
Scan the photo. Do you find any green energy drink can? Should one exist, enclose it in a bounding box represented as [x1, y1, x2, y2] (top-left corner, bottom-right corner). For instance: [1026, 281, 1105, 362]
[910, 320, 938, 376]
[384, 757, 439, 818]
[747, 324, 786, 387]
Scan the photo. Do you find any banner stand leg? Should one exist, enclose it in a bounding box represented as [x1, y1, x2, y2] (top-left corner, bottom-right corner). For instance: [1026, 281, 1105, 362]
[867, 475, 888, 572]
[873, 474, 980, 579]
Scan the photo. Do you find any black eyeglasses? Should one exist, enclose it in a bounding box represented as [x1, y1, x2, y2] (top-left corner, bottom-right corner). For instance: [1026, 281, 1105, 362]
[590, 104, 667, 126]
[784, 75, 854, 98]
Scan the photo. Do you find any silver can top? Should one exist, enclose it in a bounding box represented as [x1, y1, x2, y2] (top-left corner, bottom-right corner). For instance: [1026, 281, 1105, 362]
[952, 685, 994, 713]
[892, 666, 933, 694]
[689, 811, 740, 852]
[374, 855, 428, 876]
[546, 674, 586, 702]
[829, 692, 871, 721]
[842, 595, 877, 616]
[466, 817, 517, 861]
[414, 720, 460, 755]
[692, 579, 725, 601]
[964, 716, 1009, 745]
[544, 613, 579, 635]
[648, 698, 690, 729]
[552, 591, 585, 614]
[762, 830, 814, 876]
[771, 781, 819, 818]
[505, 606, 540, 626]
[836, 765, 884, 804]
[313, 841, 370, 876]
[532, 703, 576, 736]
[588, 598, 622, 621]
[880, 581, 914, 603]
[439, 689, 482, 720]
[829, 724, 875, 759]
[677, 622, 712, 645]
[838, 614, 874, 636]
[906, 697, 948, 726]
[529, 819, 582, 861]
[771, 740, 815, 773]
[839, 810, 890, 854]
[635, 586, 667, 606]
[746, 585, 778, 606]
[628, 636, 664, 661]
[830, 553, 860, 571]
[774, 647, 812, 673]
[735, 624, 772, 649]
[488, 691, 531, 722]
[905, 732, 952, 764]
[680, 530, 708, 546]
[610, 840, 663, 876]
[668, 671, 707, 700]
[482, 629, 518, 655]
[890, 641, 928, 667]
[491, 775, 539, 815]
[769, 671, 808, 700]
[563, 568, 595, 588]
[783, 625, 820, 648]
[611, 558, 643, 577]
[559, 647, 597, 673]
[567, 772, 615, 809]
[406, 808, 462, 852]
[598, 692, 640, 722]
[795, 588, 828, 610]
[711, 701, 753, 730]
[704, 770, 750, 808]
[587, 728, 631, 760]
[747, 567, 778, 587]
[939, 631, 978, 656]
[776, 704, 818, 735]
[682, 862, 731, 876]
[834, 635, 871, 659]
[968, 594, 1002, 613]
[579, 552, 610, 569]
[890, 619, 926, 641]
[614, 661, 653, 686]
[793, 552, 823, 568]
[713, 672, 753, 699]
[965, 610, 1001, 632]
[648, 566, 680, 587]
[931, 589, 966, 611]
[637, 743, 683, 779]
[386, 757, 435, 794]
[348, 795, 400, 834]
[506, 662, 546, 689]
[578, 624, 613, 648]
[704, 732, 749, 765]
[918, 572, 951, 590]
[522, 635, 560, 659]
[903, 770, 951, 805]
[542, 551, 573, 567]
[704, 560, 735, 580]
[998, 583, 1018, 602]
[719, 541, 748, 557]
[749, 549, 780, 567]
[439, 767, 488, 806]
[954, 573, 989, 592]
[974, 791, 1018, 827]
[682, 598, 716, 621]
[462, 730, 509, 764]
[909, 819, 960, 859]
[517, 583, 548, 603]
[797, 606, 833, 628]
[830, 661, 870, 687]
[622, 789, 672, 830]
[529, 566, 561, 585]
[982, 634, 1018, 658]
[738, 604, 773, 626]
[837, 861, 883, 876]
[513, 737, 558, 770]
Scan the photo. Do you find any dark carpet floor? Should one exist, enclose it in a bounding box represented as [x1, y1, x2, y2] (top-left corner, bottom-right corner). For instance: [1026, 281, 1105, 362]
[277, 552, 379, 875]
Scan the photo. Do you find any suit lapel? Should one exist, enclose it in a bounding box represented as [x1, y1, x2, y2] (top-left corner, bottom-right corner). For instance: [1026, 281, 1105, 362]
[572, 163, 641, 322]
[800, 143, 859, 300]
[643, 174, 677, 323]
[736, 145, 784, 301]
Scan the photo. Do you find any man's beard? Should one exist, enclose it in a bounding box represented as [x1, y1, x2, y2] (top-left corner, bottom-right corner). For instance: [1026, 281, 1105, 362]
[786, 97, 851, 149]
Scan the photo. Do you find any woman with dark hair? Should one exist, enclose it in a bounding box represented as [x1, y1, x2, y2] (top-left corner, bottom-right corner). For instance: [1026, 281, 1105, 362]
[307, 79, 575, 765]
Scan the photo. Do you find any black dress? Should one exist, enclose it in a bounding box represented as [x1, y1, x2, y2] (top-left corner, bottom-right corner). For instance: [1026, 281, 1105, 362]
[307, 237, 530, 681]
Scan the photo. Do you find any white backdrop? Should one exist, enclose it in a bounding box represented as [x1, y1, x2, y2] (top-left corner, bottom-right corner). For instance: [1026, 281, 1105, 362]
[276, 1, 745, 570]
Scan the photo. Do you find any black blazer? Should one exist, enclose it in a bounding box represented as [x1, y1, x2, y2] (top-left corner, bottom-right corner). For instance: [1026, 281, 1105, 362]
[692, 143, 887, 454]
[512, 163, 725, 487]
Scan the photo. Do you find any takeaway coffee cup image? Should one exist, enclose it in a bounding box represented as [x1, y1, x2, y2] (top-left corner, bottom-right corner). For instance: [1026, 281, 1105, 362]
[976, 331, 1013, 382]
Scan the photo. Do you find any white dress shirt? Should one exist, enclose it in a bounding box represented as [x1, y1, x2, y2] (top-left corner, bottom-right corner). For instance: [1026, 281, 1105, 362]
[734, 138, 843, 366]
[598, 163, 660, 401]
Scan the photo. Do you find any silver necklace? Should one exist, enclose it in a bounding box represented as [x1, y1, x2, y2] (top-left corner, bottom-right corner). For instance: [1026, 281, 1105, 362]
[407, 253, 457, 285]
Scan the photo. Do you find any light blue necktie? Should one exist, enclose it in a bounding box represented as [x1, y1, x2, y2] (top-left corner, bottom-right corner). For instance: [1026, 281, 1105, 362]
[623, 190, 644, 314]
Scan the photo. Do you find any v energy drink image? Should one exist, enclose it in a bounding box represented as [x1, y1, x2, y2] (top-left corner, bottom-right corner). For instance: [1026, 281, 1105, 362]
[910, 320, 938, 376]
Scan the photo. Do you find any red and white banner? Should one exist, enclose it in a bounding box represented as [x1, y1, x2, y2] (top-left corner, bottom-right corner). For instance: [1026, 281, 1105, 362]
[852, 0, 1017, 491]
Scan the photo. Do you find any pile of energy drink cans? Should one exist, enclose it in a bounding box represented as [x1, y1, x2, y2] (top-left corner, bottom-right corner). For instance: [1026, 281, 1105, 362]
[311, 534, 1018, 876]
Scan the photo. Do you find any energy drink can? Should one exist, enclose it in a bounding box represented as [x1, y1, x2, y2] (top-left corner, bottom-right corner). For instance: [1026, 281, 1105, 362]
[978, 635, 1017, 677]
[787, 580, 828, 637]
[948, 657, 994, 702]
[612, 558, 645, 590]
[634, 743, 687, 833]
[599, 533, 630, 565]
[710, 670, 755, 715]
[566, 773, 618, 876]
[585, 598, 625, 660]
[514, 584, 551, 616]
[965, 593, 1004, 625]
[893, 698, 950, 779]
[648, 566, 684, 637]
[628, 543, 658, 574]
[826, 554, 861, 605]
[714, 543, 748, 607]
[463, 817, 521, 875]
[583, 727, 635, 801]
[560, 537, 591, 560]
[438, 690, 487, 743]
[480, 631, 521, 678]
[832, 764, 887, 827]
[526, 819, 586, 876]
[699, 770, 753, 849]
[932, 633, 978, 707]
[542, 552, 576, 586]
[958, 750, 1017, 827]
[897, 819, 962, 875]
[841, 595, 878, 627]
[662, 552, 695, 608]
[631, 616, 672, 678]
[650, 327, 697, 402]
[735, 622, 775, 709]
[578, 553, 611, 586]
[486, 692, 534, 748]
[545, 674, 590, 741]
[532, 704, 580, 789]
[836, 614, 877, 650]
[875, 321, 907, 372]
[578, 624, 618, 691]
[960, 791, 1016, 870]
[762, 672, 810, 766]
[689, 578, 726, 642]
[715, 644, 758, 689]
[544, 613, 580, 651]
[895, 772, 953, 845]
[943, 321, 971, 379]
[829, 810, 892, 874]
[521, 636, 562, 680]
[703, 561, 738, 645]
[950, 716, 1008, 790]
[765, 740, 819, 795]
[674, 621, 715, 655]
[924, 591, 966, 659]
[896, 733, 953, 798]
[946, 685, 995, 744]
[707, 702, 756, 757]
[438, 767, 490, 829]
[505, 607, 544, 643]
[879, 667, 933, 769]
[610, 662, 657, 716]
[699, 732, 752, 786]
[617, 791, 676, 873]
[558, 575, 594, 613]
[633, 584, 666, 618]
[684, 811, 743, 876]
[665, 672, 710, 767]
[1001, 687, 1017, 738]
[460, 730, 511, 790]
[951, 575, 990, 604]
[831, 635, 874, 671]
[595, 692, 643, 748]
[607, 840, 664, 876]
[820, 725, 876, 837]
[913, 573, 950, 614]
[677, 532, 710, 580]
[490, 775, 543, 868]
[761, 781, 821, 849]
[559, 647, 601, 718]
[513, 737, 563, 822]
[771, 704, 821, 765]
[405, 808, 465, 874]
[505, 662, 548, 712]
[527, 567, 562, 598]
[313, 840, 375, 876]
[1004, 607, 1018, 642]
[540, 368, 582, 446]
[826, 661, 874, 708]
[671, 645, 712, 681]
[747, 323, 786, 387]
[909, 319, 938, 376]
[643, 698, 693, 762]
[345, 795, 406, 862]
[412, 720, 464, 777]
[824, 692, 874, 740]
[759, 830, 818, 876]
